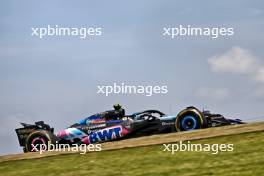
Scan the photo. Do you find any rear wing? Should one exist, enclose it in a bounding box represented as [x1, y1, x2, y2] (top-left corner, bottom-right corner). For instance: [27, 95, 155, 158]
[15, 121, 54, 147]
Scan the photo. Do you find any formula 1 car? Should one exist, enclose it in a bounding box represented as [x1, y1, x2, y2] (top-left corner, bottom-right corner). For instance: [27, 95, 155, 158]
[15, 106, 244, 152]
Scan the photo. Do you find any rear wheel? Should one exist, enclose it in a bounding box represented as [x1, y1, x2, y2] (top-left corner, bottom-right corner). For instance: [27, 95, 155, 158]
[24, 130, 56, 153]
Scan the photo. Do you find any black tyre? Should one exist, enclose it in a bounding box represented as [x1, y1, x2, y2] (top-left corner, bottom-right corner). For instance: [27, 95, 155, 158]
[24, 130, 57, 153]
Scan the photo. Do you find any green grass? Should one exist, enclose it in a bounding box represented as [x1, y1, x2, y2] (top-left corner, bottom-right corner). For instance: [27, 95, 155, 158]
[0, 131, 263, 176]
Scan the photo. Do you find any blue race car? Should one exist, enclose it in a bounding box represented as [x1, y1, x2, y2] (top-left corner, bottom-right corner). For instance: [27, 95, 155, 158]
[15, 106, 244, 152]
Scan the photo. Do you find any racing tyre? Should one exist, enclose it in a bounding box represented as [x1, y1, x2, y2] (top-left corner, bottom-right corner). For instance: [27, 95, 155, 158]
[175, 107, 207, 131]
[24, 130, 57, 153]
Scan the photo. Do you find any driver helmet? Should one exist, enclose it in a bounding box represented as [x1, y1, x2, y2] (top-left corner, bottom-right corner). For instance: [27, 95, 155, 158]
[113, 104, 122, 110]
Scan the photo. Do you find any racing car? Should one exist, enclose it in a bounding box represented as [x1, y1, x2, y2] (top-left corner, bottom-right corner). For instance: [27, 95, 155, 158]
[15, 106, 244, 152]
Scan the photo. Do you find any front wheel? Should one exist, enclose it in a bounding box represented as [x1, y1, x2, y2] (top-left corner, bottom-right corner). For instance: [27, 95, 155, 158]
[175, 113, 203, 132]
[175, 107, 207, 132]
[178, 115, 200, 131]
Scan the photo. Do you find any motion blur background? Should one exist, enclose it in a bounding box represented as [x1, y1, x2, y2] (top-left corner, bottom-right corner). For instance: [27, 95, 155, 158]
[0, 0, 264, 154]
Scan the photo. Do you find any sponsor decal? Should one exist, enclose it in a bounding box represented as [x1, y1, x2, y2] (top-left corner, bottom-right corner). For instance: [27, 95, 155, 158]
[57, 126, 129, 144]
[161, 122, 175, 126]
[81, 124, 106, 131]
[88, 119, 106, 124]
[88, 126, 124, 143]
[17, 129, 34, 133]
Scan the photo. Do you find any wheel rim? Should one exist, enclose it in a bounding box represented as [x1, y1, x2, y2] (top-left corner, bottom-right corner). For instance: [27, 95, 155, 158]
[31, 137, 46, 151]
[181, 115, 197, 131]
